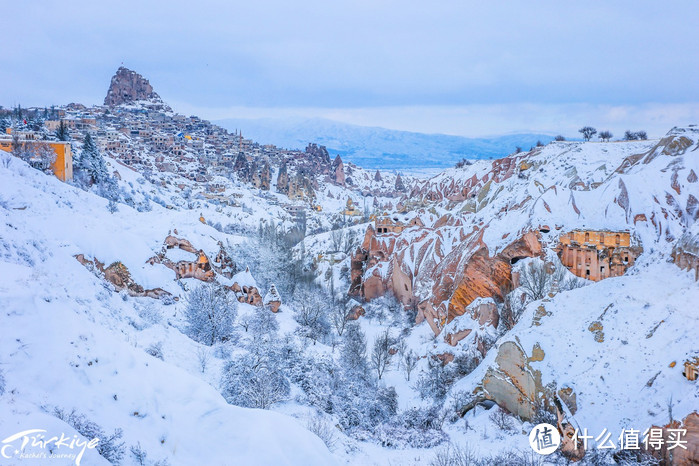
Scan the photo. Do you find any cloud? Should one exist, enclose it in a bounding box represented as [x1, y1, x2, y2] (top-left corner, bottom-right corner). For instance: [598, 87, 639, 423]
[1, 0, 697, 136]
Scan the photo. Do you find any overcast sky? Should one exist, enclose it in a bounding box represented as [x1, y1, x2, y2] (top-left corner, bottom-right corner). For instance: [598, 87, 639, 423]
[2, 0, 698, 137]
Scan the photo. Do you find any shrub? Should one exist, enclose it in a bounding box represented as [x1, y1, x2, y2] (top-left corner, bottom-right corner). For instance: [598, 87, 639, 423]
[53, 408, 125, 464]
[306, 415, 337, 451]
[220, 353, 290, 409]
[145, 342, 164, 360]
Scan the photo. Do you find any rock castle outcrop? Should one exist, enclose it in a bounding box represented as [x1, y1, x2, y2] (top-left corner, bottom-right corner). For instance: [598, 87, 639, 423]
[104, 66, 169, 110]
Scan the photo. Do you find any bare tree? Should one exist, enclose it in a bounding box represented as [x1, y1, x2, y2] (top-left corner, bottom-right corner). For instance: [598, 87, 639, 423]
[518, 261, 551, 301]
[330, 228, 344, 253]
[489, 407, 515, 431]
[599, 130, 613, 142]
[499, 292, 526, 332]
[624, 130, 647, 141]
[371, 329, 392, 380]
[579, 126, 597, 141]
[331, 298, 349, 337]
[554, 135, 566, 141]
[238, 313, 252, 332]
[403, 349, 418, 381]
[196, 346, 210, 373]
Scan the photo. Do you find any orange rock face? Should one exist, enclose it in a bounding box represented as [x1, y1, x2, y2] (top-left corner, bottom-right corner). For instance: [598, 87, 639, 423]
[646, 411, 699, 465]
[232, 284, 262, 306]
[350, 220, 542, 337]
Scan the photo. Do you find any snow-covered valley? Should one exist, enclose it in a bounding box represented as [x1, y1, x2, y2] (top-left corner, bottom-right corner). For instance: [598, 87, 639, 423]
[0, 78, 698, 465]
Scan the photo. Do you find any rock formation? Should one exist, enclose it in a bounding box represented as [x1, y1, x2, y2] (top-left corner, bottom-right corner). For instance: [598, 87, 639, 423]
[645, 411, 699, 465]
[276, 162, 289, 194]
[104, 67, 169, 110]
[333, 155, 346, 186]
[673, 225, 699, 281]
[75, 254, 171, 300]
[557, 230, 642, 281]
[260, 160, 271, 191]
[263, 284, 282, 312]
[395, 174, 405, 192]
[147, 235, 216, 281]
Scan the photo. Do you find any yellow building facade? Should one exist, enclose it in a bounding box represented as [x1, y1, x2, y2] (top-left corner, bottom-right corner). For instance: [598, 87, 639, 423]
[0, 139, 73, 182]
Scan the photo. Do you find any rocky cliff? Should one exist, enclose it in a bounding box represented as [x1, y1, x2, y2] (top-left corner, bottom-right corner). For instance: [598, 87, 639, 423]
[104, 66, 170, 110]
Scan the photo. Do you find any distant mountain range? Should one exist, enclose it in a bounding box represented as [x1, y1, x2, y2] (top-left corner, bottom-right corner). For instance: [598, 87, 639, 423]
[215, 117, 556, 169]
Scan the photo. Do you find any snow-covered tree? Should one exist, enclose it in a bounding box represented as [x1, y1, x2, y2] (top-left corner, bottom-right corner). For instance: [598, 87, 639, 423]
[221, 308, 289, 409]
[371, 329, 392, 380]
[55, 120, 69, 141]
[292, 286, 330, 344]
[220, 352, 290, 409]
[184, 282, 237, 346]
[578, 126, 597, 141]
[340, 322, 369, 379]
[331, 298, 350, 337]
[78, 133, 109, 185]
[599, 130, 613, 142]
[403, 349, 418, 381]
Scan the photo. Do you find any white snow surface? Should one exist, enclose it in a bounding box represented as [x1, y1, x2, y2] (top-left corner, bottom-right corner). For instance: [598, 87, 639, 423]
[0, 159, 335, 465]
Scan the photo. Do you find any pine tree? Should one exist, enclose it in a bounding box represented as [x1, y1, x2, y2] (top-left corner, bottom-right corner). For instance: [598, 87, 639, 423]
[79, 133, 109, 185]
[55, 120, 69, 141]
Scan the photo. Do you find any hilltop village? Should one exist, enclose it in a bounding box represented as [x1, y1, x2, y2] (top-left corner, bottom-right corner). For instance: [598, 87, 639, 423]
[0, 67, 410, 228]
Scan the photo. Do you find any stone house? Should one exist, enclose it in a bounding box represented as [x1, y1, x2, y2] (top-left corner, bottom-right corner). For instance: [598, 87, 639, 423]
[558, 230, 641, 281]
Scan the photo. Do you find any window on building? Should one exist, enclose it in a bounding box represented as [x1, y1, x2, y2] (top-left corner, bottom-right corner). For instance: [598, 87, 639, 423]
[615, 234, 621, 245]
[585, 232, 590, 243]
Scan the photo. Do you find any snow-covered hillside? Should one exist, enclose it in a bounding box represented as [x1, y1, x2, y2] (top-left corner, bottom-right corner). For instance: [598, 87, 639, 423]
[0, 157, 334, 465]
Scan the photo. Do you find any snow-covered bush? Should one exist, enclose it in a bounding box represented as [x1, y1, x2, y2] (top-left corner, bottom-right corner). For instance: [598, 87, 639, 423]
[429, 442, 477, 466]
[416, 357, 456, 401]
[289, 354, 334, 412]
[292, 285, 331, 344]
[488, 407, 515, 432]
[137, 302, 162, 326]
[0, 369, 5, 395]
[306, 415, 337, 451]
[145, 342, 164, 360]
[220, 352, 290, 409]
[374, 422, 446, 449]
[53, 408, 125, 464]
[130, 442, 170, 466]
[183, 283, 237, 346]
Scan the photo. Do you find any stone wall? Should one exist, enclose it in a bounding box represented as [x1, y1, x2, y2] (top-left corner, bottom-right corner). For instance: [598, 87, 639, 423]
[558, 230, 642, 281]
